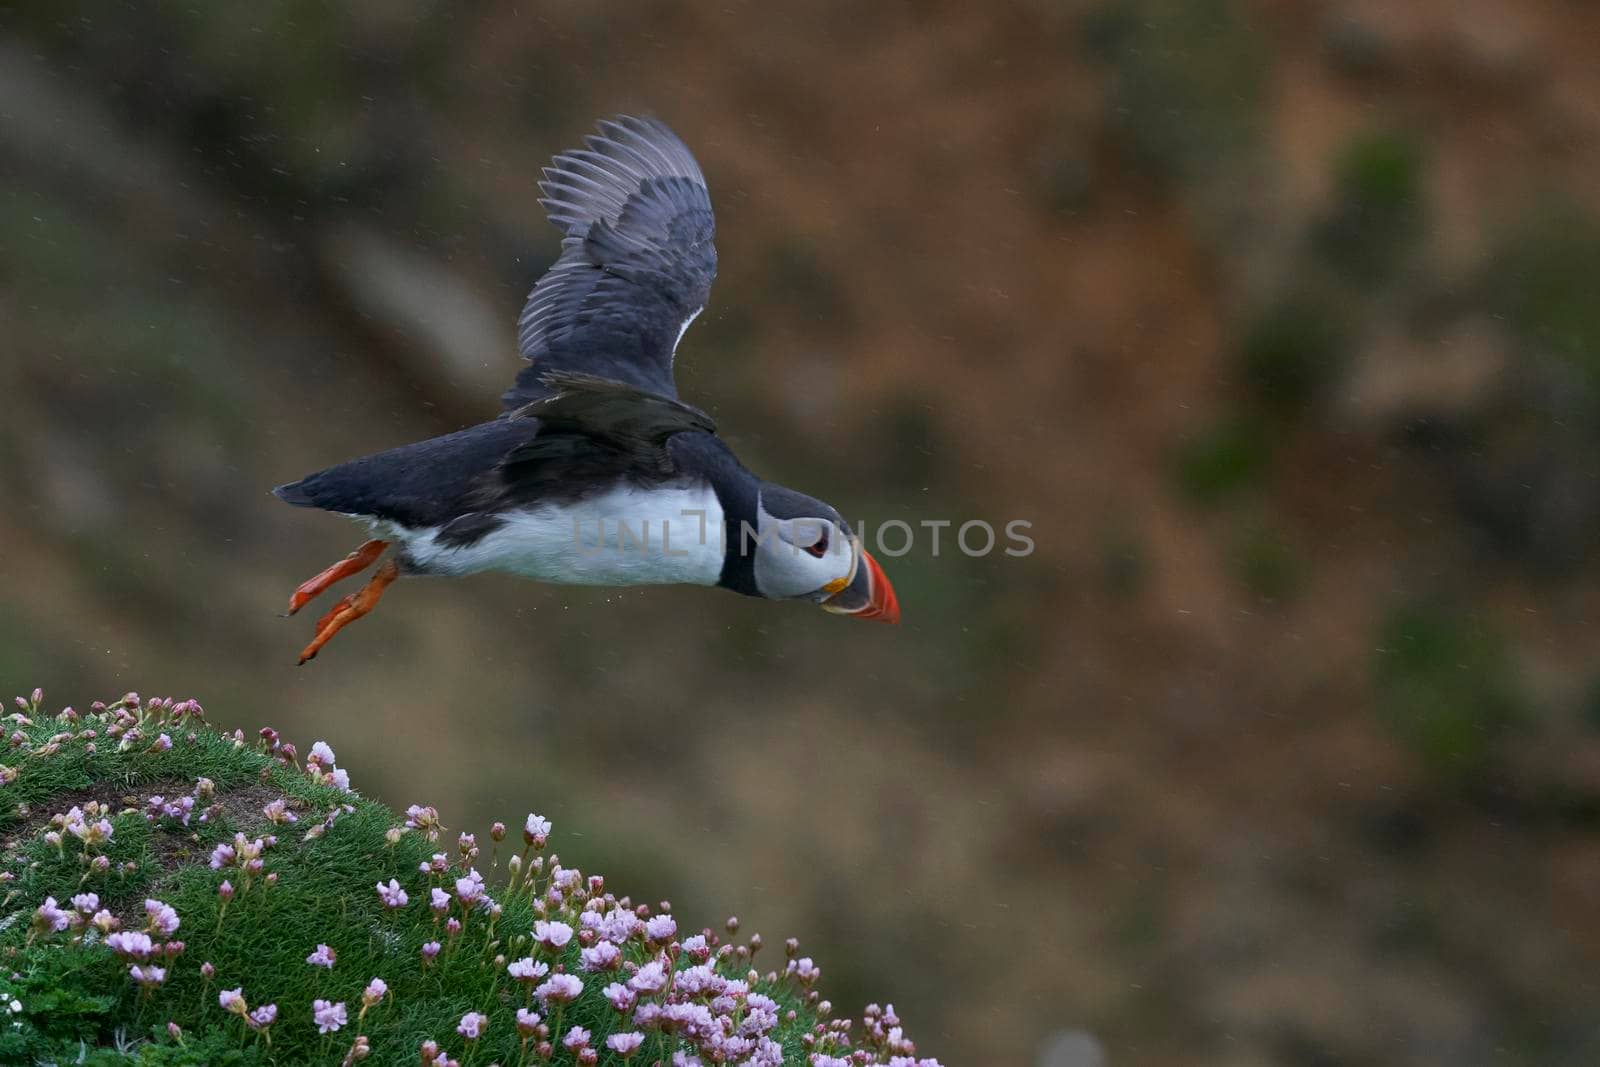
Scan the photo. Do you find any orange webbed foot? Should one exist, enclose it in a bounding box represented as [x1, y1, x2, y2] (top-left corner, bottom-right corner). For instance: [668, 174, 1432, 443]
[285, 539, 389, 616]
[296, 559, 400, 665]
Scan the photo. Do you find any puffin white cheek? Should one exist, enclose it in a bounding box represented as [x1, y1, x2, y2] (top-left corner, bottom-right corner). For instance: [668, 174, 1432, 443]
[818, 550, 854, 595]
[753, 543, 837, 599]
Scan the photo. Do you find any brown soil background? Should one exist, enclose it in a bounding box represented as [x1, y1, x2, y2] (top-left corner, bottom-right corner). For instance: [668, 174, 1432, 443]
[2, 2, 1599, 1063]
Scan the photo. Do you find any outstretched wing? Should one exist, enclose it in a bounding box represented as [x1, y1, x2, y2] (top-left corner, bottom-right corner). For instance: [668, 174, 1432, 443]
[501, 116, 716, 411]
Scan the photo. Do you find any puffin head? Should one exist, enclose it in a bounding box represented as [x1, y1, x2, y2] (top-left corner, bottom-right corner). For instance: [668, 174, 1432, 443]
[745, 484, 900, 624]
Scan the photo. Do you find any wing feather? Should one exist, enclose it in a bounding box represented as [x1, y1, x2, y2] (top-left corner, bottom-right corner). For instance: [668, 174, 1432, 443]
[502, 116, 715, 412]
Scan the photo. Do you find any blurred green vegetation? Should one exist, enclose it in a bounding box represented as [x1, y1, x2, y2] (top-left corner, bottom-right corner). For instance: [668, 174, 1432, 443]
[1374, 603, 1524, 784]
[1237, 287, 1353, 414]
[1229, 520, 1304, 604]
[1173, 415, 1271, 506]
[1083, 0, 1266, 184]
[1490, 202, 1600, 385]
[1313, 129, 1427, 284]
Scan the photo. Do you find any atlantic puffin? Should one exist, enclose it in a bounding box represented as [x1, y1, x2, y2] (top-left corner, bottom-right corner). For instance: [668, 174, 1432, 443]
[274, 115, 899, 663]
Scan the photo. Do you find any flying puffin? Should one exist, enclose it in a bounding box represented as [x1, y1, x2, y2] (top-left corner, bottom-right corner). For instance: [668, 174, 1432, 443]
[274, 115, 899, 664]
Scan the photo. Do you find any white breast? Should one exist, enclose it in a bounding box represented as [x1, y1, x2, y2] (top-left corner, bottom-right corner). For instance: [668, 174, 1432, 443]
[393, 483, 726, 588]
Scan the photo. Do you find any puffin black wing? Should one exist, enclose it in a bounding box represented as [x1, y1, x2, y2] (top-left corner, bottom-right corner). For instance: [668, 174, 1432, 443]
[507, 371, 715, 470]
[502, 116, 716, 410]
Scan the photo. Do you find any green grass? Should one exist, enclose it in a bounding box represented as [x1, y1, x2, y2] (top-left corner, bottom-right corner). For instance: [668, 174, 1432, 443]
[0, 691, 929, 1065]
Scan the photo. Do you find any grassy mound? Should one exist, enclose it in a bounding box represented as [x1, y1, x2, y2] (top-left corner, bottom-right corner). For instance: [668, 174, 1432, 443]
[0, 689, 940, 1066]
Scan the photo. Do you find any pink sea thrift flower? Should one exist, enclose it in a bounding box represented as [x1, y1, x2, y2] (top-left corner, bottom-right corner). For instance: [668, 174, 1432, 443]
[599, 907, 642, 943]
[306, 943, 337, 968]
[564, 1025, 591, 1050]
[430, 887, 450, 915]
[219, 988, 247, 1015]
[603, 982, 637, 1013]
[308, 741, 336, 769]
[145, 899, 180, 936]
[507, 957, 548, 983]
[129, 964, 167, 988]
[420, 940, 441, 964]
[645, 914, 676, 941]
[404, 804, 442, 839]
[456, 1011, 487, 1040]
[629, 959, 669, 995]
[362, 978, 388, 1006]
[248, 1004, 278, 1029]
[313, 999, 347, 1034]
[376, 879, 408, 908]
[533, 919, 573, 950]
[68, 817, 113, 848]
[71, 892, 99, 914]
[454, 869, 485, 907]
[32, 897, 71, 934]
[523, 813, 551, 846]
[536, 973, 583, 1006]
[261, 799, 297, 825]
[607, 1032, 646, 1057]
[676, 964, 725, 996]
[106, 931, 155, 960]
[580, 940, 622, 972]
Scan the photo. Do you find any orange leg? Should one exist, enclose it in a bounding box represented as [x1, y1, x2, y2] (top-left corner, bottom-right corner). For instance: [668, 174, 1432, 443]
[285, 539, 389, 616]
[296, 559, 400, 665]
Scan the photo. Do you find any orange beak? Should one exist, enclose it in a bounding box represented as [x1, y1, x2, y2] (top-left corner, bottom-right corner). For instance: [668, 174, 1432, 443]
[822, 547, 900, 624]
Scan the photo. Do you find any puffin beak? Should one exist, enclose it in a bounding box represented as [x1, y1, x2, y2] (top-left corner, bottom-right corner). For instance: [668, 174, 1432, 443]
[821, 543, 900, 624]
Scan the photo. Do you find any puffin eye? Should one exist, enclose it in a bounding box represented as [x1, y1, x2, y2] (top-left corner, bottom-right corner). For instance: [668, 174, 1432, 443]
[803, 526, 829, 559]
